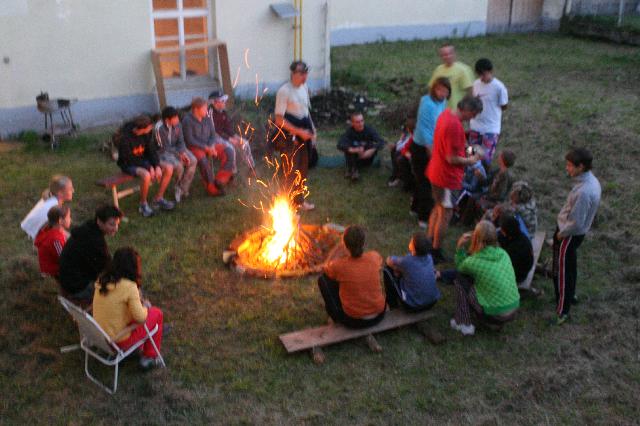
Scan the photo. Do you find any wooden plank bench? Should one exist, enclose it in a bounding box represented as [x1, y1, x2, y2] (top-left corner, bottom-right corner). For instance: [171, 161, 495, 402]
[518, 230, 546, 292]
[95, 173, 140, 211]
[279, 309, 435, 363]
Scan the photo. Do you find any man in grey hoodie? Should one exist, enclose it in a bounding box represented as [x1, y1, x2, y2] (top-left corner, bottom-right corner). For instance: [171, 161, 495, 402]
[551, 148, 601, 325]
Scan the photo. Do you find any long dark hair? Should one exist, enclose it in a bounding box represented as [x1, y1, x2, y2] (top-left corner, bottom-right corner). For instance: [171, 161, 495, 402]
[97, 247, 141, 295]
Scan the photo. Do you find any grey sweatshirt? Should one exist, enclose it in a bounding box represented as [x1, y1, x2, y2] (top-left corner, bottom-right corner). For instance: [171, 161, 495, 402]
[154, 121, 187, 156]
[182, 112, 216, 150]
[557, 171, 601, 238]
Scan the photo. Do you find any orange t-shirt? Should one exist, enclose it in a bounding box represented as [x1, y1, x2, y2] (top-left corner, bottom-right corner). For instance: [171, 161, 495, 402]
[324, 251, 386, 318]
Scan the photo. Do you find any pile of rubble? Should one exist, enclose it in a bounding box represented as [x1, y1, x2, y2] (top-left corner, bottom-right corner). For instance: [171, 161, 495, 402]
[310, 87, 384, 126]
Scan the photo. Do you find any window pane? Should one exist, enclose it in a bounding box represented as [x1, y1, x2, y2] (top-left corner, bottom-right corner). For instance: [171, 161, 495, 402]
[154, 18, 178, 39]
[184, 16, 207, 38]
[152, 0, 177, 10]
[183, 0, 207, 9]
[186, 45, 209, 76]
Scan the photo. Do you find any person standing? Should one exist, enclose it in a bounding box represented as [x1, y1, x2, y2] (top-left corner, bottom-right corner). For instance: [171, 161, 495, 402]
[337, 112, 385, 182]
[428, 43, 474, 110]
[273, 61, 316, 211]
[426, 95, 483, 263]
[411, 77, 451, 228]
[469, 58, 509, 167]
[154, 107, 197, 203]
[551, 148, 601, 325]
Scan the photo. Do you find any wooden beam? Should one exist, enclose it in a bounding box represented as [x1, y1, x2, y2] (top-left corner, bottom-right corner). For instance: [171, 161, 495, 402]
[150, 51, 167, 110]
[279, 310, 435, 353]
[152, 39, 224, 54]
[217, 43, 234, 107]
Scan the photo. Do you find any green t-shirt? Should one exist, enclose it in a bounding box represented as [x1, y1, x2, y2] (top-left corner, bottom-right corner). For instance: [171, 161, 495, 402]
[429, 62, 474, 110]
[455, 246, 520, 316]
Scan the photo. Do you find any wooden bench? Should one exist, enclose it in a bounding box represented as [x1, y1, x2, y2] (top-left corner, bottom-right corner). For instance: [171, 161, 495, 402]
[279, 309, 435, 363]
[95, 173, 140, 211]
[518, 230, 546, 292]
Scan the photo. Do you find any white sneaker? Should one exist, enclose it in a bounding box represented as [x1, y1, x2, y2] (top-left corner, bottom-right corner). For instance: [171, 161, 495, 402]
[418, 220, 427, 229]
[387, 178, 401, 187]
[174, 187, 182, 203]
[450, 318, 475, 335]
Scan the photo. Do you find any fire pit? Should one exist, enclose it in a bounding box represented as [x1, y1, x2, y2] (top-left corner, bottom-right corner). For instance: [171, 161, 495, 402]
[224, 194, 343, 278]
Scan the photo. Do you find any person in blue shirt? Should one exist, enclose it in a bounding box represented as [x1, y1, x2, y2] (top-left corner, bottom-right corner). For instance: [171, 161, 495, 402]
[410, 77, 451, 228]
[383, 232, 441, 312]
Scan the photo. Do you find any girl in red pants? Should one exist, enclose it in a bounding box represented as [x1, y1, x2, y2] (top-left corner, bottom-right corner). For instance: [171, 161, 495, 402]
[93, 247, 164, 370]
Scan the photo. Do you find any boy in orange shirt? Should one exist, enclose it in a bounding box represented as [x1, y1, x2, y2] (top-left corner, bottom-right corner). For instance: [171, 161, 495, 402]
[318, 225, 386, 328]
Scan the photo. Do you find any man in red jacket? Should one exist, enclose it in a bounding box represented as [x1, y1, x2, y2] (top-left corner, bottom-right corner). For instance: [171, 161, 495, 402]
[426, 95, 483, 263]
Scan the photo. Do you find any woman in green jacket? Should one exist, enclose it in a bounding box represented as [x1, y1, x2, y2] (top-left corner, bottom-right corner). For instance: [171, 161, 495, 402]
[451, 220, 520, 336]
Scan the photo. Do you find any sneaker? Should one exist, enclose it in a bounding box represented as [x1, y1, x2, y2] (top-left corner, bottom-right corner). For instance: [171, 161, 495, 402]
[548, 314, 570, 326]
[418, 220, 428, 230]
[174, 187, 182, 203]
[387, 178, 401, 187]
[138, 203, 155, 217]
[409, 210, 418, 218]
[450, 318, 475, 335]
[139, 356, 162, 371]
[153, 198, 175, 211]
[351, 169, 360, 182]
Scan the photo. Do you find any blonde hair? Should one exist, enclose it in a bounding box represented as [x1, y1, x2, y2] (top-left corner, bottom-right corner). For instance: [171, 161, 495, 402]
[469, 220, 497, 254]
[41, 175, 71, 200]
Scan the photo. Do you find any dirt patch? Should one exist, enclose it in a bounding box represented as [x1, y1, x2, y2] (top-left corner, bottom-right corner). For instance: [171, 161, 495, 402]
[0, 141, 22, 153]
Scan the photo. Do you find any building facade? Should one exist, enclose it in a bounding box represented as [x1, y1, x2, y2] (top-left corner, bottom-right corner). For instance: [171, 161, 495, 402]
[1, 0, 501, 137]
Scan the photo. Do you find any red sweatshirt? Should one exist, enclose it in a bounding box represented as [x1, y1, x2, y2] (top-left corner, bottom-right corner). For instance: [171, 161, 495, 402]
[34, 226, 67, 277]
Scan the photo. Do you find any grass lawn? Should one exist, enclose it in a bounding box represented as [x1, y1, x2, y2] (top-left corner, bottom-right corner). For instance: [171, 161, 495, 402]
[1, 34, 639, 424]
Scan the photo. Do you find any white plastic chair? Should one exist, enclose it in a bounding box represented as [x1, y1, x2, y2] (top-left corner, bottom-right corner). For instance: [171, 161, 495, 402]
[58, 296, 165, 394]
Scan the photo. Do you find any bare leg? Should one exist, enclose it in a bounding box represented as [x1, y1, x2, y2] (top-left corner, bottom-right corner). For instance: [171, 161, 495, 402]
[433, 208, 453, 249]
[427, 205, 440, 242]
[156, 163, 173, 200]
[136, 168, 151, 204]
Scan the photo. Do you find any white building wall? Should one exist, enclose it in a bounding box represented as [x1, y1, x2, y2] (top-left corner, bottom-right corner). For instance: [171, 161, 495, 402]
[329, 0, 488, 45]
[0, 0, 157, 136]
[213, 0, 329, 97]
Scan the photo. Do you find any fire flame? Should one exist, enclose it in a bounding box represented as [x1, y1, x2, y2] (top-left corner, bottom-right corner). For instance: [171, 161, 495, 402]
[261, 195, 298, 265]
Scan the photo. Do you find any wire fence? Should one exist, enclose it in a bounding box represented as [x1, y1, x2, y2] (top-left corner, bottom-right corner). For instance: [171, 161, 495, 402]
[567, 0, 640, 27]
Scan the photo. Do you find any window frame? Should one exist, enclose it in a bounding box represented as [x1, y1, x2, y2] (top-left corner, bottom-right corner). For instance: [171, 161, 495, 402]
[150, 0, 213, 81]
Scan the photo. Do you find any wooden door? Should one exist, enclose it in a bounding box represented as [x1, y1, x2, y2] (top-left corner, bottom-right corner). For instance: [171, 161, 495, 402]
[487, 0, 544, 33]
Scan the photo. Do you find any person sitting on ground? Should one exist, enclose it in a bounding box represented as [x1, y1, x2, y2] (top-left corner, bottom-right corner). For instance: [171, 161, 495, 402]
[118, 115, 175, 217]
[208, 90, 252, 174]
[455, 147, 488, 226]
[469, 58, 509, 167]
[479, 149, 516, 211]
[154, 106, 197, 203]
[318, 225, 386, 328]
[93, 247, 164, 370]
[182, 97, 236, 196]
[387, 117, 415, 192]
[498, 213, 534, 286]
[58, 204, 123, 302]
[450, 220, 520, 336]
[20, 175, 74, 240]
[426, 95, 484, 263]
[411, 77, 452, 228]
[384, 233, 441, 312]
[34, 205, 71, 280]
[337, 112, 386, 182]
[510, 180, 538, 237]
[485, 203, 530, 239]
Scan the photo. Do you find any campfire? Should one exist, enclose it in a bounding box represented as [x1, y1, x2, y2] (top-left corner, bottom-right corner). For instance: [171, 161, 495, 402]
[224, 154, 343, 278]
